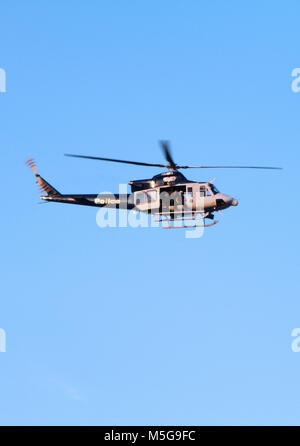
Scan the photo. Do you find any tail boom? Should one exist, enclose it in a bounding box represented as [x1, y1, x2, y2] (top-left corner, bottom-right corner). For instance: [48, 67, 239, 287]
[41, 193, 134, 209]
[26, 158, 134, 209]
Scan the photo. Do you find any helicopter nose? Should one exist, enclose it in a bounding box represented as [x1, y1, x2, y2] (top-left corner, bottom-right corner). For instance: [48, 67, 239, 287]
[231, 198, 238, 206]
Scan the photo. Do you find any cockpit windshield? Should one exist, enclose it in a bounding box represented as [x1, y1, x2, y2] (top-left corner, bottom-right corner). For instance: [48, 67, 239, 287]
[209, 184, 219, 195]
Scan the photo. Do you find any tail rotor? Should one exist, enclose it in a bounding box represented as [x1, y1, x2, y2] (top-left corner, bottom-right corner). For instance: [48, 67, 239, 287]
[25, 158, 61, 196]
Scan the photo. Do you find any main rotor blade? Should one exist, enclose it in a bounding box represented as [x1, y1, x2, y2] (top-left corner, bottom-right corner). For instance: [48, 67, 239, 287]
[65, 154, 168, 168]
[65, 153, 282, 171]
[177, 165, 282, 170]
[159, 141, 177, 170]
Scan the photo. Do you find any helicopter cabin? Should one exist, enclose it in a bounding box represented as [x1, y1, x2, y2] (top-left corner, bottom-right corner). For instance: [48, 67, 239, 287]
[131, 172, 219, 213]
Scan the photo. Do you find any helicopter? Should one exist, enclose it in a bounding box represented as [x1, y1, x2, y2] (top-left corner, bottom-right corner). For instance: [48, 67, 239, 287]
[26, 141, 282, 229]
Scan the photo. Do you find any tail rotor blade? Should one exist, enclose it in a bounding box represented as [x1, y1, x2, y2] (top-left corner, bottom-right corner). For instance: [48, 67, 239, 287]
[25, 157, 37, 175]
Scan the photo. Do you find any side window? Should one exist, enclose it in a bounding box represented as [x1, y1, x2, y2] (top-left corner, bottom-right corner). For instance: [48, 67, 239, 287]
[136, 192, 146, 205]
[185, 186, 193, 199]
[206, 187, 211, 196]
[200, 186, 206, 197]
[146, 190, 157, 203]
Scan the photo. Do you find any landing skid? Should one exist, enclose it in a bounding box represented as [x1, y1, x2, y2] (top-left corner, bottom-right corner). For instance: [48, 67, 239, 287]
[153, 211, 218, 229]
[163, 220, 219, 229]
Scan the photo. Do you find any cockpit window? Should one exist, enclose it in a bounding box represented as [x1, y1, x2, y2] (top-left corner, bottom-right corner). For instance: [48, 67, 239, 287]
[209, 184, 219, 195]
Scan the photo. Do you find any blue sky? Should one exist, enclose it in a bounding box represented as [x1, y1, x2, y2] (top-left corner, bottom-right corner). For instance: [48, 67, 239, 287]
[0, 0, 300, 425]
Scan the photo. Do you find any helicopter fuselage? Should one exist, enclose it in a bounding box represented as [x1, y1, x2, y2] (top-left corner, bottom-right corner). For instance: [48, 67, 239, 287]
[27, 140, 281, 229]
[41, 170, 238, 216]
